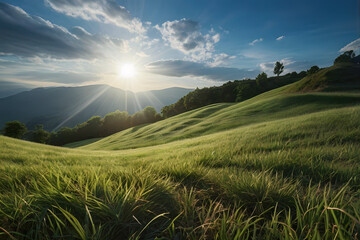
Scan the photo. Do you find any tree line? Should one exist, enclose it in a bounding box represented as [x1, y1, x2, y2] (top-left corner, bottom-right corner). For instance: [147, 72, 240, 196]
[161, 50, 359, 118]
[1, 106, 162, 146]
[161, 64, 308, 118]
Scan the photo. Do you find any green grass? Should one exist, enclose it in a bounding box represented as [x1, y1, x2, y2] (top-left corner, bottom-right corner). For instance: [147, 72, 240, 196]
[286, 63, 360, 93]
[1, 103, 360, 239]
[63, 138, 101, 148]
[78, 91, 360, 150]
[2, 70, 360, 239]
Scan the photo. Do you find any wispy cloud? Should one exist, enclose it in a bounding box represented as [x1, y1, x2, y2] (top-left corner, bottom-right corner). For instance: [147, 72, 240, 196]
[339, 38, 360, 53]
[155, 18, 224, 62]
[146, 60, 259, 81]
[0, 3, 127, 60]
[45, 0, 145, 33]
[249, 38, 263, 46]
[276, 36, 285, 41]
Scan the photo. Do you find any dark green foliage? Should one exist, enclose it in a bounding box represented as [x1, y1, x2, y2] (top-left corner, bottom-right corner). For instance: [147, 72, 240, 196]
[287, 62, 360, 93]
[334, 50, 356, 64]
[298, 71, 307, 78]
[162, 72, 303, 118]
[290, 71, 298, 77]
[102, 111, 129, 136]
[48, 127, 76, 145]
[132, 107, 159, 126]
[3, 120, 27, 139]
[161, 97, 186, 118]
[235, 82, 258, 102]
[273, 61, 284, 76]
[256, 72, 268, 90]
[47, 107, 162, 146]
[78, 116, 103, 138]
[307, 65, 320, 75]
[28, 124, 50, 143]
[161, 81, 243, 118]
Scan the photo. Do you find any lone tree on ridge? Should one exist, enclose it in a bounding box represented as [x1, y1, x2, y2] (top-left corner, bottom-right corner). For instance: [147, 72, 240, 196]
[273, 61, 284, 76]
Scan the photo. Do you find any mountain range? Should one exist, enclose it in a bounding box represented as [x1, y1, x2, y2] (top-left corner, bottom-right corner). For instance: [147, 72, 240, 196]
[0, 85, 192, 131]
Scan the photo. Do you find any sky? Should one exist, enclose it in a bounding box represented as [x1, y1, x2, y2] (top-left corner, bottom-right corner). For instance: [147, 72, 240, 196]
[0, 0, 359, 92]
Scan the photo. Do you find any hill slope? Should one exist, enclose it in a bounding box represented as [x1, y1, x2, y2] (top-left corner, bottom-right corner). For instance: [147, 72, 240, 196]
[286, 62, 360, 92]
[0, 85, 192, 130]
[78, 63, 360, 150]
[1, 104, 360, 239]
[80, 91, 360, 150]
[1, 63, 360, 238]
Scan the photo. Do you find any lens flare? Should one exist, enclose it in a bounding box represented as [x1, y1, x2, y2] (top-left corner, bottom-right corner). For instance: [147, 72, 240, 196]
[120, 63, 136, 78]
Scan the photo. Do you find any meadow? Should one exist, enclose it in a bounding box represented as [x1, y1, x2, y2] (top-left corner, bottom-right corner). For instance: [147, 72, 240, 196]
[1, 80, 360, 239]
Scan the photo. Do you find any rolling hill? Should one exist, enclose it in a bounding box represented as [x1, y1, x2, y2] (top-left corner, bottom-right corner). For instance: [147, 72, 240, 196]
[287, 62, 360, 92]
[73, 62, 360, 150]
[76, 91, 360, 150]
[1, 63, 360, 239]
[0, 85, 192, 131]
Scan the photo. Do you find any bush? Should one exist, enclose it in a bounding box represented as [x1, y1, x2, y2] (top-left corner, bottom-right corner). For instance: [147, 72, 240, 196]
[3, 121, 27, 139]
[334, 50, 355, 64]
[29, 124, 50, 143]
[307, 66, 320, 75]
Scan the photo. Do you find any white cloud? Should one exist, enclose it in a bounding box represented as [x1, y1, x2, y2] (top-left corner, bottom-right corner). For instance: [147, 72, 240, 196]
[146, 60, 260, 81]
[249, 38, 263, 46]
[208, 53, 236, 67]
[0, 3, 127, 60]
[155, 18, 221, 62]
[339, 38, 360, 53]
[276, 36, 285, 41]
[45, 0, 145, 33]
[212, 33, 220, 43]
[136, 51, 149, 58]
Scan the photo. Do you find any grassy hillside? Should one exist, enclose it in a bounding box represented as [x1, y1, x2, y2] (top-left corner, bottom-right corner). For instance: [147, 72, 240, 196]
[79, 91, 360, 150]
[286, 63, 360, 93]
[2, 63, 360, 239]
[77, 63, 360, 151]
[1, 102, 360, 239]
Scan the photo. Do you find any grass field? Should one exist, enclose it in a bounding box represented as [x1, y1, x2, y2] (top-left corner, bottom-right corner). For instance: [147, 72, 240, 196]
[1, 75, 360, 239]
[77, 91, 360, 151]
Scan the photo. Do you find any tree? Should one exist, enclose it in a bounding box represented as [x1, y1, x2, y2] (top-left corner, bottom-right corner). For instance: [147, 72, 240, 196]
[102, 111, 130, 136]
[131, 106, 159, 126]
[48, 127, 76, 146]
[256, 72, 268, 89]
[273, 61, 284, 76]
[30, 124, 50, 143]
[235, 82, 258, 102]
[307, 66, 320, 75]
[334, 50, 355, 64]
[77, 116, 103, 139]
[3, 121, 27, 139]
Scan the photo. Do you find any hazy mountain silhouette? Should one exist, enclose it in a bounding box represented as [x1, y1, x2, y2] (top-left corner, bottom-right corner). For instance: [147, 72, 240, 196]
[0, 85, 192, 131]
[0, 81, 32, 98]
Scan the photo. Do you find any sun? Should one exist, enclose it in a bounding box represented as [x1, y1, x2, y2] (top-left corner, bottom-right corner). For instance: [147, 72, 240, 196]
[119, 63, 136, 78]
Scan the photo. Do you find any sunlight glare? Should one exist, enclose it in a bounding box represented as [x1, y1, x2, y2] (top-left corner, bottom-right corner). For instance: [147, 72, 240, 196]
[120, 63, 136, 78]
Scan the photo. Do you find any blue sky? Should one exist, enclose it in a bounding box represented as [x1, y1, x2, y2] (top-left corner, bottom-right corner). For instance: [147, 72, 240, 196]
[0, 0, 359, 92]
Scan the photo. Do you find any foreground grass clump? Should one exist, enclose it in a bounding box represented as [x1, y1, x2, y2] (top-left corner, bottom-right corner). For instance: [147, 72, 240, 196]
[1, 103, 360, 238]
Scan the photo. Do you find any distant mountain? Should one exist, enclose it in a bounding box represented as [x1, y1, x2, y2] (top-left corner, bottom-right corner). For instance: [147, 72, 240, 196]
[0, 85, 193, 131]
[0, 81, 32, 98]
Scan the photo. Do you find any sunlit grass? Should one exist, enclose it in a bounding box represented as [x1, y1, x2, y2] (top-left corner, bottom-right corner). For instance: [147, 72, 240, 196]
[78, 91, 360, 150]
[1, 100, 360, 238]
